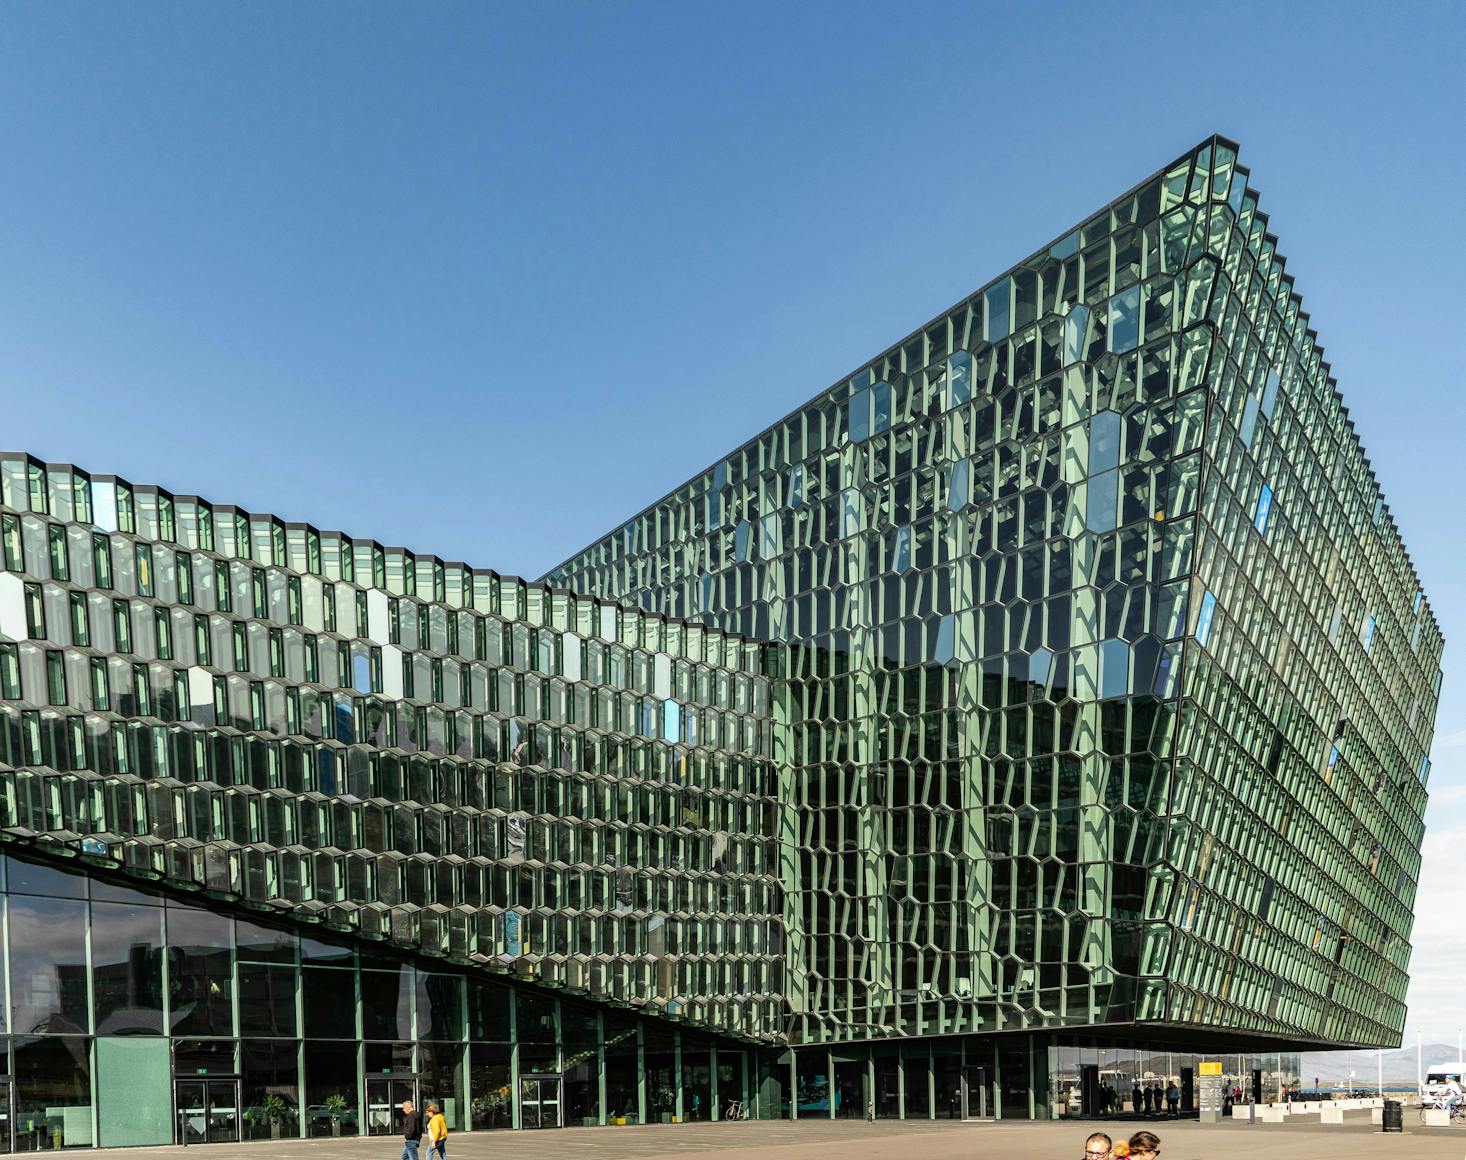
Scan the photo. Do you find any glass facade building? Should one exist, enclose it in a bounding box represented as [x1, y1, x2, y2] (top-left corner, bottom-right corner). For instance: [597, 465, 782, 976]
[0, 135, 1442, 1145]
[548, 136, 1441, 1101]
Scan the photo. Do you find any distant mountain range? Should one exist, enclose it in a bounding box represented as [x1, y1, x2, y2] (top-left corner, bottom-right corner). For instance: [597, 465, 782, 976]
[1300, 1043, 1460, 1088]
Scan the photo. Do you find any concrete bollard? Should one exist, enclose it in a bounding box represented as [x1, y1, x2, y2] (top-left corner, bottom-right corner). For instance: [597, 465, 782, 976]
[1320, 1106, 1344, 1124]
[1230, 1105, 1254, 1122]
[1422, 1107, 1450, 1126]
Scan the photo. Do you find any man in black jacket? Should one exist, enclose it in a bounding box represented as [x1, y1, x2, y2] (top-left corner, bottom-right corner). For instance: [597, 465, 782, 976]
[401, 1100, 423, 1160]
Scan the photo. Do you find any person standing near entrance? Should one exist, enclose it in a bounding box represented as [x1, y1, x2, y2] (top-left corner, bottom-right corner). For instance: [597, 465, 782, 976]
[425, 1103, 448, 1160]
[400, 1100, 423, 1160]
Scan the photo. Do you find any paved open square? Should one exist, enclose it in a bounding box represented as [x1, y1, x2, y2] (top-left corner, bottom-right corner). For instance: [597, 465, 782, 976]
[73, 1117, 1466, 1160]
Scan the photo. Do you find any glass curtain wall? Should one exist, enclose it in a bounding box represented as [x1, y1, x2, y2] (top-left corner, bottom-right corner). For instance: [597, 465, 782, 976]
[0, 854, 762, 1148]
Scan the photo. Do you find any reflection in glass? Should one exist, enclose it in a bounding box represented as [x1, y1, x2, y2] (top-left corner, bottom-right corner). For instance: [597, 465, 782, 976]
[167, 905, 234, 1037]
[9, 895, 89, 1035]
[1108, 285, 1140, 353]
[681, 1036, 711, 1121]
[848, 389, 871, 444]
[946, 352, 972, 409]
[237, 963, 298, 1038]
[516, 990, 557, 1043]
[603, 1016, 639, 1125]
[1063, 305, 1090, 367]
[90, 901, 164, 1035]
[14, 1035, 93, 1149]
[467, 979, 511, 1041]
[985, 280, 1011, 342]
[240, 1038, 299, 1141]
[302, 967, 356, 1039]
[6, 859, 85, 899]
[420, 1042, 467, 1131]
[562, 1001, 599, 1126]
[360, 967, 412, 1040]
[469, 1043, 513, 1130]
[234, 918, 296, 963]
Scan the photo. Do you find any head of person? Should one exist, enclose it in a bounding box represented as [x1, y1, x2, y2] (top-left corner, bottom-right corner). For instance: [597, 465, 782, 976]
[427, 1104, 439, 1115]
[402, 1100, 414, 1113]
[1083, 1132, 1112, 1160]
[1127, 1131, 1160, 1160]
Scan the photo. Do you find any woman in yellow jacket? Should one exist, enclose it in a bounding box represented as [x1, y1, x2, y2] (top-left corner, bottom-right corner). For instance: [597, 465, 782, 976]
[424, 1104, 448, 1160]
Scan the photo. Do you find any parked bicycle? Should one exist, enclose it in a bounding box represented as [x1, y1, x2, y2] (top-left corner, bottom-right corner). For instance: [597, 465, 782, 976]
[724, 1100, 746, 1121]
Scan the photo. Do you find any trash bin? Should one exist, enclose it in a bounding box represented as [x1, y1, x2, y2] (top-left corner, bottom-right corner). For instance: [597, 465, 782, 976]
[1382, 1099, 1402, 1133]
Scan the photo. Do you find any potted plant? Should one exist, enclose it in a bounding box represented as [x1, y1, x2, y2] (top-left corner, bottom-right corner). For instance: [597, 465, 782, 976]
[263, 1093, 289, 1140]
[324, 1093, 349, 1137]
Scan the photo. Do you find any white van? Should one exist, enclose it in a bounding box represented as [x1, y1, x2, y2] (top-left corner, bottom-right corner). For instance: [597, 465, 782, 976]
[1422, 1063, 1465, 1107]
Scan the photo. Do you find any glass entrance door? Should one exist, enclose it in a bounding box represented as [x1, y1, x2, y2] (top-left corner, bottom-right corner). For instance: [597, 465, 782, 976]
[176, 1079, 241, 1144]
[961, 1067, 988, 1119]
[366, 1077, 420, 1137]
[520, 1078, 562, 1129]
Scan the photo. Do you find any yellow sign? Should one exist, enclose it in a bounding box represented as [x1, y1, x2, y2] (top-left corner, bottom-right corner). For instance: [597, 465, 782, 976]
[1199, 1062, 1223, 1076]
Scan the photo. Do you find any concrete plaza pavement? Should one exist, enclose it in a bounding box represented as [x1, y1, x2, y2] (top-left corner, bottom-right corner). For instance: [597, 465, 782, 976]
[76, 1116, 1466, 1160]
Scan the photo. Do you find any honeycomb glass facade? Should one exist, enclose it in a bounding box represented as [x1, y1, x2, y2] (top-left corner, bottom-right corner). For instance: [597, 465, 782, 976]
[547, 137, 1441, 1064]
[0, 135, 1443, 1144]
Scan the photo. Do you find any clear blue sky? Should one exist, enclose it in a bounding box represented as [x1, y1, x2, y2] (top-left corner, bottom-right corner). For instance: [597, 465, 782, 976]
[2, 1, 1464, 1044]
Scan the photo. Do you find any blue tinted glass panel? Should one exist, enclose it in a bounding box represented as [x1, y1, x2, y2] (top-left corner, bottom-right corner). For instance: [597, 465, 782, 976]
[985, 280, 1011, 341]
[947, 460, 970, 511]
[1108, 285, 1140, 353]
[1196, 590, 1217, 647]
[848, 388, 871, 443]
[1064, 305, 1089, 367]
[946, 352, 972, 409]
[1260, 369, 1280, 418]
[1099, 638, 1129, 699]
[1086, 470, 1118, 534]
[1239, 395, 1261, 448]
[1254, 484, 1273, 535]
[1029, 647, 1052, 687]
[893, 526, 912, 573]
[1089, 411, 1121, 475]
[873, 382, 893, 433]
[933, 615, 955, 664]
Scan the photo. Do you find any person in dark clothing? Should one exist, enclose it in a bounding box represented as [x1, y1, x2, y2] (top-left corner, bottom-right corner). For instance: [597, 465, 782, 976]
[401, 1101, 423, 1160]
[1132, 1083, 1143, 1113]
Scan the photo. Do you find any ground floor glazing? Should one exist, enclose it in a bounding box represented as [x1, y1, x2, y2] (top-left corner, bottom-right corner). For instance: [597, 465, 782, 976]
[0, 848, 1329, 1147]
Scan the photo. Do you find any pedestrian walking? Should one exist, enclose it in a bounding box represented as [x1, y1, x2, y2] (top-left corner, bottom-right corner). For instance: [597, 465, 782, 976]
[1082, 1131, 1112, 1160]
[400, 1100, 423, 1160]
[425, 1102, 448, 1160]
